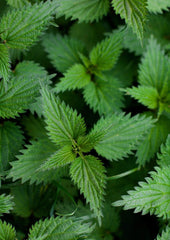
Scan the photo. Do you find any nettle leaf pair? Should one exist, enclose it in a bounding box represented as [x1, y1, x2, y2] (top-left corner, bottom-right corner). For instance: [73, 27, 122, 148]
[43, 32, 124, 116]
[123, 37, 170, 166]
[113, 135, 170, 239]
[20, 87, 153, 223]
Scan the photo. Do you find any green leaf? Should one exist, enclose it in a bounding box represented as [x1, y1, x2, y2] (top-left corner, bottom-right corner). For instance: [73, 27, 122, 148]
[0, 194, 14, 216]
[125, 86, 159, 110]
[0, 220, 16, 240]
[11, 183, 57, 218]
[139, 36, 170, 93]
[147, 0, 170, 14]
[28, 216, 93, 239]
[91, 113, 154, 161]
[157, 135, 170, 168]
[6, 0, 30, 8]
[113, 166, 170, 219]
[58, 0, 110, 23]
[70, 155, 106, 222]
[112, 0, 147, 40]
[156, 226, 170, 240]
[83, 74, 124, 116]
[89, 33, 122, 72]
[42, 33, 86, 73]
[8, 138, 63, 185]
[0, 44, 10, 85]
[136, 115, 170, 166]
[0, 68, 46, 119]
[0, 1, 56, 49]
[0, 122, 24, 172]
[41, 88, 86, 146]
[40, 145, 76, 170]
[56, 64, 91, 92]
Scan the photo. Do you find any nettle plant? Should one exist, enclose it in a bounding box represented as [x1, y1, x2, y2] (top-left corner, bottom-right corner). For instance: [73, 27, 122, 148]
[0, 0, 170, 239]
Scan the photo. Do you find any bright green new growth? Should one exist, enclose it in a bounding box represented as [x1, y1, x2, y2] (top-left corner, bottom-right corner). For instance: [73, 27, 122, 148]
[0, 220, 16, 240]
[112, 0, 147, 40]
[158, 135, 170, 168]
[147, 0, 170, 14]
[0, 194, 14, 216]
[125, 36, 170, 116]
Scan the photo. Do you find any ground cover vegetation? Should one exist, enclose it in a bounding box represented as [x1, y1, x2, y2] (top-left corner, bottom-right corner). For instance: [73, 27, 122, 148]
[0, 0, 170, 239]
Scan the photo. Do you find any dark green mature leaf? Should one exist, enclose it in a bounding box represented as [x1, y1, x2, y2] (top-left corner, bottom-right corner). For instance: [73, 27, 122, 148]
[8, 138, 63, 185]
[41, 88, 86, 146]
[0, 1, 57, 49]
[0, 122, 24, 171]
[147, 0, 170, 14]
[0, 195, 14, 216]
[83, 74, 124, 116]
[89, 33, 122, 72]
[156, 226, 170, 240]
[112, 0, 147, 40]
[0, 44, 10, 85]
[0, 220, 16, 240]
[11, 183, 56, 218]
[136, 115, 170, 166]
[91, 113, 154, 161]
[28, 216, 93, 239]
[70, 155, 106, 222]
[58, 0, 110, 23]
[42, 33, 86, 73]
[113, 166, 170, 219]
[56, 64, 91, 92]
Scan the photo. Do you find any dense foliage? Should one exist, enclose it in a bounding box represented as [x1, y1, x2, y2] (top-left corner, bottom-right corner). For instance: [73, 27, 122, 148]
[0, 0, 170, 239]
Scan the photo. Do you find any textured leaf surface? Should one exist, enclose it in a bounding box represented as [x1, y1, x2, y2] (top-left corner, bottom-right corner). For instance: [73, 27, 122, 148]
[89, 33, 122, 72]
[58, 0, 110, 23]
[70, 155, 106, 222]
[6, 0, 29, 8]
[8, 138, 63, 185]
[40, 145, 76, 170]
[147, 0, 170, 13]
[41, 88, 86, 146]
[113, 166, 170, 219]
[0, 220, 16, 240]
[112, 0, 147, 39]
[136, 115, 170, 166]
[0, 44, 10, 85]
[56, 64, 91, 92]
[157, 135, 170, 168]
[139, 37, 170, 93]
[0, 70, 46, 119]
[0, 1, 56, 49]
[91, 113, 154, 161]
[43, 33, 86, 73]
[0, 122, 24, 171]
[156, 226, 170, 240]
[0, 195, 14, 216]
[28, 216, 93, 239]
[83, 74, 124, 116]
[125, 86, 159, 110]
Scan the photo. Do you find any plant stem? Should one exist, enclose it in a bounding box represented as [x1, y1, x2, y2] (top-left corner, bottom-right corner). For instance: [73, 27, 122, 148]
[107, 167, 140, 181]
